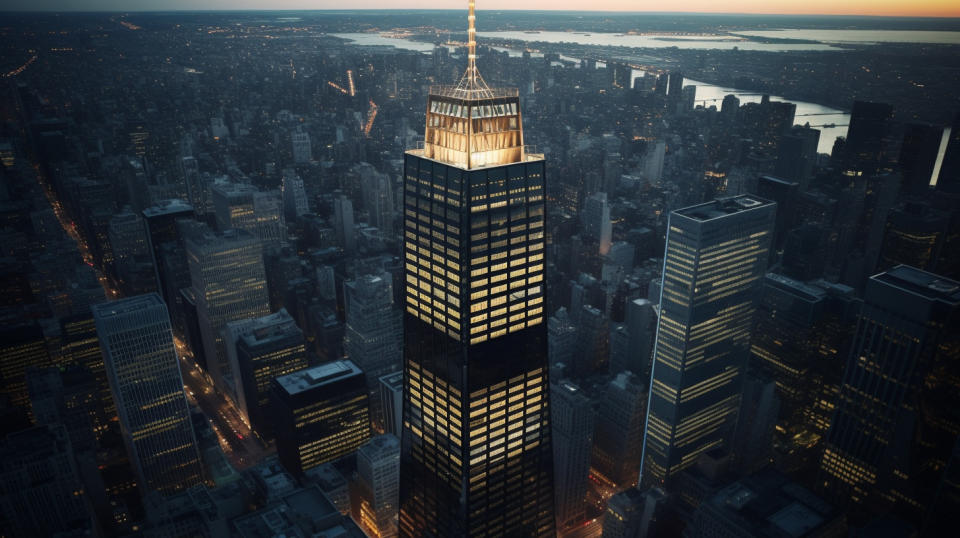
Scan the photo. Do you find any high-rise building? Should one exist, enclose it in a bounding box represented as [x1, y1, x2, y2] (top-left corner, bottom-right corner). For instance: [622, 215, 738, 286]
[0, 424, 92, 536]
[593, 372, 646, 489]
[0, 320, 51, 413]
[186, 227, 271, 390]
[749, 274, 860, 473]
[379, 371, 404, 437]
[842, 101, 895, 175]
[281, 169, 310, 219]
[271, 360, 371, 476]
[774, 126, 820, 189]
[551, 380, 595, 531]
[344, 273, 403, 432]
[292, 127, 313, 164]
[609, 298, 656, 378]
[687, 470, 842, 538]
[398, 5, 556, 535]
[602, 487, 669, 538]
[142, 199, 195, 300]
[819, 266, 960, 523]
[212, 183, 285, 246]
[355, 434, 401, 538]
[92, 294, 204, 496]
[334, 195, 357, 253]
[877, 202, 949, 273]
[641, 195, 775, 489]
[225, 309, 308, 438]
[582, 192, 613, 256]
[59, 312, 114, 435]
[898, 123, 942, 195]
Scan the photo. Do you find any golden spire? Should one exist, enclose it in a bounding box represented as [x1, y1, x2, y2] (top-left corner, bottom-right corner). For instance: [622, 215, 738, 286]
[456, 0, 492, 96]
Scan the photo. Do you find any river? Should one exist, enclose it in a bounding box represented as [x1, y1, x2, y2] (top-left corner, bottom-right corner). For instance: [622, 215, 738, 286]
[333, 32, 850, 153]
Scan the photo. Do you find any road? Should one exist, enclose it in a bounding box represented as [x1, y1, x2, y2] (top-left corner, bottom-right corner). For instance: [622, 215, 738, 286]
[179, 351, 271, 470]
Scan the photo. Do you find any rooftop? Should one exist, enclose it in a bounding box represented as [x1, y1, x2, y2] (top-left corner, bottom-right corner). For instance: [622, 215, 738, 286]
[142, 198, 194, 218]
[275, 360, 362, 396]
[675, 195, 773, 222]
[91, 293, 164, 319]
[874, 265, 960, 303]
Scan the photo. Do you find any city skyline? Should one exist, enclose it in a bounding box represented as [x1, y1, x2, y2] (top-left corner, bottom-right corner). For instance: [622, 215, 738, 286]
[2, 1, 959, 18]
[1, 0, 959, 536]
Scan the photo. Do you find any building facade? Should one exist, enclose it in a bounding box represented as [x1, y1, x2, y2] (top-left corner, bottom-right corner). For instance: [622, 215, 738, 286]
[271, 360, 370, 476]
[641, 196, 775, 488]
[92, 294, 204, 496]
[398, 5, 556, 536]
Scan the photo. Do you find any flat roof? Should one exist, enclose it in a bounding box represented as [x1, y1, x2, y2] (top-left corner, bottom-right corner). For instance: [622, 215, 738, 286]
[275, 360, 362, 396]
[874, 265, 960, 304]
[142, 198, 194, 218]
[675, 195, 773, 222]
[91, 293, 164, 319]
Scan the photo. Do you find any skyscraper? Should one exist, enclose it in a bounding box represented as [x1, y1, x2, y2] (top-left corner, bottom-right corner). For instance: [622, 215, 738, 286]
[344, 273, 403, 432]
[92, 294, 204, 496]
[355, 434, 402, 538]
[292, 127, 312, 164]
[225, 309, 309, 438]
[592, 371, 646, 489]
[0, 424, 92, 536]
[398, 3, 556, 535]
[142, 198, 195, 300]
[0, 320, 51, 414]
[185, 226, 271, 389]
[641, 195, 775, 489]
[271, 360, 371, 477]
[550, 380, 595, 531]
[819, 266, 960, 523]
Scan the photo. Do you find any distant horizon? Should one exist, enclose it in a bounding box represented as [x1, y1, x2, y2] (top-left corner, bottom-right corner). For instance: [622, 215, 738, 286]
[2, 3, 959, 20]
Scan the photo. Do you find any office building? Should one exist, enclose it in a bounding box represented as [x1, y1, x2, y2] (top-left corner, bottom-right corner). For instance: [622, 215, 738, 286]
[750, 274, 860, 473]
[603, 487, 669, 538]
[378, 371, 404, 437]
[641, 195, 775, 488]
[212, 183, 285, 246]
[226, 309, 308, 438]
[59, 313, 114, 431]
[292, 127, 312, 164]
[687, 469, 843, 538]
[281, 170, 310, 219]
[898, 123, 942, 194]
[0, 320, 51, 413]
[0, 424, 92, 536]
[582, 191, 612, 256]
[609, 298, 656, 378]
[842, 101, 894, 175]
[92, 294, 204, 496]
[551, 380, 595, 531]
[819, 266, 960, 522]
[344, 273, 403, 432]
[186, 226, 271, 390]
[355, 434, 401, 538]
[142, 199, 195, 300]
[398, 5, 556, 536]
[774, 126, 820, 189]
[877, 202, 949, 273]
[271, 360, 370, 476]
[334, 195, 357, 253]
[593, 371, 646, 489]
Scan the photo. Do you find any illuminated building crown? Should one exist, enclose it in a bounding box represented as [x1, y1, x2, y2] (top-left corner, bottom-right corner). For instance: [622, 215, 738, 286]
[420, 1, 529, 169]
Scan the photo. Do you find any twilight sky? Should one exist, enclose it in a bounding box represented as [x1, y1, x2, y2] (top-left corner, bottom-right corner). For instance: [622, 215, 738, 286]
[2, 1, 959, 18]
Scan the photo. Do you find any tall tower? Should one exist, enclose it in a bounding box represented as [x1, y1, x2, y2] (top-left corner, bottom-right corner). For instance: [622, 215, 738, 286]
[640, 195, 775, 489]
[398, 3, 556, 535]
[92, 294, 204, 496]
